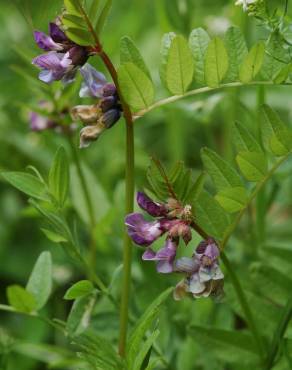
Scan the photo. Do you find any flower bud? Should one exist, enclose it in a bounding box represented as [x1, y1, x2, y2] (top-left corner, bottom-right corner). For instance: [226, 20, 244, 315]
[101, 109, 121, 129]
[79, 122, 106, 148]
[71, 105, 101, 124]
[100, 96, 118, 113]
[102, 83, 117, 97]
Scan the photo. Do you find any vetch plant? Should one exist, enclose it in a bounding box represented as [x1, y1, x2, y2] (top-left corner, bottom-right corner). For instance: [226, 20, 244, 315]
[1, 0, 292, 369]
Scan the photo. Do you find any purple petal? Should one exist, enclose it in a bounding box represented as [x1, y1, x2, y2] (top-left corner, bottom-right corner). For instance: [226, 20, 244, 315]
[142, 248, 156, 260]
[34, 31, 63, 51]
[49, 22, 67, 43]
[174, 257, 200, 274]
[137, 192, 167, 217]
[125, 213, 164, 246]
[30, 112, 49, 131]
[32, 51, 64, 69]
[79, 63, 107, 98]
[156, 238, 177, 260]
[204, 242, 220, 261]
[156, 260, 173, 273]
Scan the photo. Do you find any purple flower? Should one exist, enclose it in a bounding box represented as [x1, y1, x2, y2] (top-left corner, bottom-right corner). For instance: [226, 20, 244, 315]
[125, 213, 165, 246]
[142, 238, 178, 273]
[79, 64, 108, 98]
[173, 239, 224, 300]
[32, 22, 89, 84]
[137, 192, 167, 217]
[29, 111, 56, 131]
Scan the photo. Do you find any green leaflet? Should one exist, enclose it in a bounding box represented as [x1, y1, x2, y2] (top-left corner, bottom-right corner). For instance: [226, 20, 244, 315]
[65, 27, 94, 46]
[201, 147, 244, 191]
[6, 285, 37, 313]
[204, 37, 229, 88]
[166, 35, 194, 95]
[147, 159, 202, 204]
[74, 332, 123, 370]
[64, 280, 95, 300]
[261, 31, 289, 81]
[232, 121, 263, 153]
[66, 293, 97, 337]
[236, 151, 268, 182]
[126, 288, 172, 370]
[62, 13, 86, 29]
[189, 28, 210, 85]
[261, 104, 292, 156]
[224, 26, 248, 82]
[131, 329, 159, 370]
[239, 42, 265, 83]
[41, 228, 68, 243]
[159, 32, 176, 88]
[215, 186, 248, 213]
[120, 36, 151, 79]
[64, 0, 81, 16]
[196, 190, 230, 241]
[95, 0, 112, 35]
[118, 62, 154, 110]
[49, 147, 69, 207]
[189, 326, 259, 366]
[1, 171, 49, 201]
[26, 252, 52, 310]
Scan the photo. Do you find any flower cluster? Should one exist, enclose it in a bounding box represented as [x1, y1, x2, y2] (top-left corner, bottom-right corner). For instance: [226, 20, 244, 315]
[71, 64, 122, 148]
[125, 192, 193, 273]
[174, 238, 224, 300]
[32, 22, 89, 84]
[125, 192, 224, 299]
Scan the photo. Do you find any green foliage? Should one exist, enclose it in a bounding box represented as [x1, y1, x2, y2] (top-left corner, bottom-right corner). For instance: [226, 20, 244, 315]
[26, 252, 52, 310]
[1, 172, 49, 201]
[74, 332, 124, 370]
[64, 280, 95, 300]
[126, 288, 172, 370]
[118, 63, 154, 110]
[204, 37, 229, 88]
[223, 26, 248, 82]
[239, 42, 265, 83]
[159, 32, 176, 88]
[146, 158, 204, 205]
[165, 35, 194, 95]
[236, 151, 267, 182]
[189, 326, 259, 366]
[6, 285, 36, 313]
[49, 147, 69, 207]
[120, 37, 151, 79]
[195, 190, 231, 241]
[189, 28, 210, 85]
[261, 104, 292, 156]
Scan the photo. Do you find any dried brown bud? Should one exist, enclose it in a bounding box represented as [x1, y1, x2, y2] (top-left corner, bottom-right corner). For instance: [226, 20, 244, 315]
[71, 104, 101, 124]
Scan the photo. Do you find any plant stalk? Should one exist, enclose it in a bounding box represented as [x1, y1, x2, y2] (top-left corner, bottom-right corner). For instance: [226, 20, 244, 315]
[221, 252, 266, 360]
[265, 295, 292, 369]
[98, 50, 135, 357]
[68, 136, 97, 269]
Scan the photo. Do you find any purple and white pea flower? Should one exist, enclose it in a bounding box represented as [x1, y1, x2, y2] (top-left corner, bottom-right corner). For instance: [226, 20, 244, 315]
[174, 239, 224, 300]
[32, 22, 89, 84]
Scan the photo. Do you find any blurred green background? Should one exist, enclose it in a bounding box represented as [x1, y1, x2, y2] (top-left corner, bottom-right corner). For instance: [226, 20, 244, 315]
[0, 0, 292, 369]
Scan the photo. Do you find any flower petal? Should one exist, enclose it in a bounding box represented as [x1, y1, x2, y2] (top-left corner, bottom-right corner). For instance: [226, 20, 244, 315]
[79, 63, 107, 98]
[156, 260, 174, 273]
[125, 213, 164, 246]
[49, 22, 67, 43]
[142, 248, 156, 260]
[34, 31, 63, 51]
[174, 257, 200, 274]
[189, 273, 206, 294]
[137, 192, 167, 217]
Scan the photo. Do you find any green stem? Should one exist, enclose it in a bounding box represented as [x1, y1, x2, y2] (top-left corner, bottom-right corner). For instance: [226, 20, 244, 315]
[134, 81, 292, 120]
[99, 49, 135, 357]
[221, 253, 266, 360]
[265, 295, 292, 369]
[67, 136, 97, 269]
